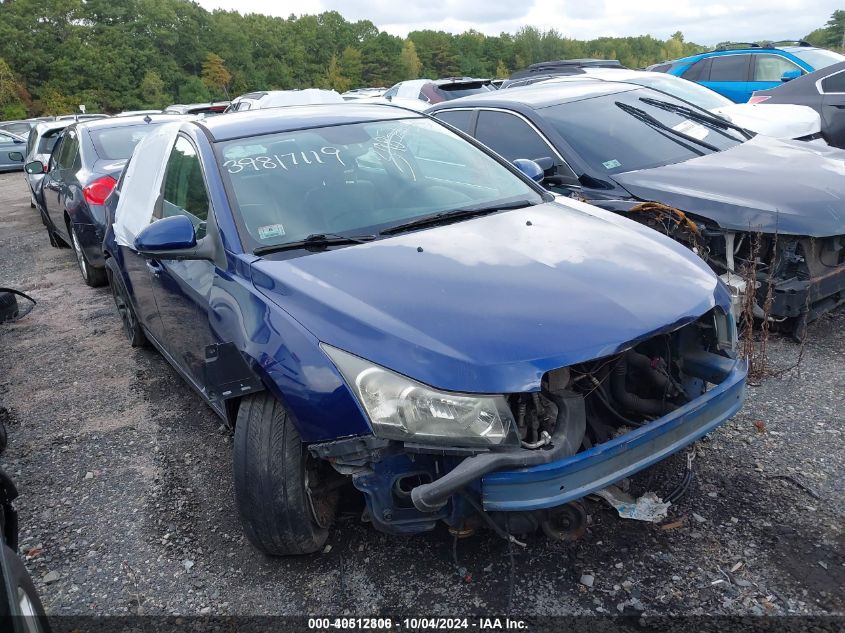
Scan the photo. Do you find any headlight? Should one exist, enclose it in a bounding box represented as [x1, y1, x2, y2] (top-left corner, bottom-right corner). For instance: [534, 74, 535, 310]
[323, 345, 518, 447]
[714, 307, 737, 353]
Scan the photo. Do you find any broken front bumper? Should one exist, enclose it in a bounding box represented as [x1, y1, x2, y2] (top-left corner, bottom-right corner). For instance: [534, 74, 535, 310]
[481, 359, 747, 512]
[768, 263, 845, 320]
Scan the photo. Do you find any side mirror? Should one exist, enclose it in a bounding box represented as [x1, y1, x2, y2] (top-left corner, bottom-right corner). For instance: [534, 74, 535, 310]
[13, 138, 23, 144]
[513, 158, 544, 182]
[24, 161, 45, 174]
[135, 215, 197, 257]
[781, 69, 801, 82]
[8, 152, 23, 163]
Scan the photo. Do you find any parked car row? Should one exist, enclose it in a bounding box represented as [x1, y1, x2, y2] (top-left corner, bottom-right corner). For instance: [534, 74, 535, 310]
[18, 58, 844, 557]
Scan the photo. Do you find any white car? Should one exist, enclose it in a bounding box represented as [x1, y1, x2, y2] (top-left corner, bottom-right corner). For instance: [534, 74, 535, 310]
[226, 89, 344, 112]
[533, 68, 824, 143]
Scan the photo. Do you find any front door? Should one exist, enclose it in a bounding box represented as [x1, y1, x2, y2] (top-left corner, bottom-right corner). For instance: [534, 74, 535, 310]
[147, 135, 218, 394]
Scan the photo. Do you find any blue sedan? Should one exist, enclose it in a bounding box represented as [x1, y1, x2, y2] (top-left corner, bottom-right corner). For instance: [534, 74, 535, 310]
[103, 104, 746, 555]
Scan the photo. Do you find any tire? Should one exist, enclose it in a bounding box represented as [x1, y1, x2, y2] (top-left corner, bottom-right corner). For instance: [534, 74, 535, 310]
[2, 544, 50, 630]
[70, 223, 107, 287]
[105, 258, 147, 348]
[233, 393, 338, 556]
[0, 291, 18, 323]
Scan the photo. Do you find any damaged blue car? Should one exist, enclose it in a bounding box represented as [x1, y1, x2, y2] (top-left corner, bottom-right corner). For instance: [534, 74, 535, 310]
[102, 104, 746, 555]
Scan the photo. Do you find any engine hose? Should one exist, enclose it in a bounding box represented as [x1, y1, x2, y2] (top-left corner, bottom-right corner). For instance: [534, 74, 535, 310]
[610, 354, 676, 417]
[592, 379, 642, 427]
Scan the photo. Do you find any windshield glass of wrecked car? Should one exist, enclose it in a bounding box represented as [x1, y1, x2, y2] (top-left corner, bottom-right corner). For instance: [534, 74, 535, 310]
[542, 88, 745, 175]
[216, 117, 542, 249]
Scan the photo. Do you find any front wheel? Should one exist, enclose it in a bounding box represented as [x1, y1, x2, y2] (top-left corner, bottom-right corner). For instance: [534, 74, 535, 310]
[233, 393, 338, 556]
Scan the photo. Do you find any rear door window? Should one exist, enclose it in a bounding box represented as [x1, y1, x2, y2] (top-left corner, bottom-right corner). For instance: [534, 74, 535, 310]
[55, 130, 79, 171]
[708, 55, 750, 81]
[821, 70, 845, 93]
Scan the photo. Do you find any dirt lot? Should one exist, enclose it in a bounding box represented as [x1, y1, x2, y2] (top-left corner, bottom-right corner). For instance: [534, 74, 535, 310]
[0, 171, 843, 617]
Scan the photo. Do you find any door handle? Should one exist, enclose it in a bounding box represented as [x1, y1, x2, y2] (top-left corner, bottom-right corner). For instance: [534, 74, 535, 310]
[146, 259, 163, 277]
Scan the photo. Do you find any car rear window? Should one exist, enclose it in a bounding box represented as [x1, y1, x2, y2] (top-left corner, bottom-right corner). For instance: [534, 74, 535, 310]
[89, 124, 161, 160]
[37, 130, 64, 154]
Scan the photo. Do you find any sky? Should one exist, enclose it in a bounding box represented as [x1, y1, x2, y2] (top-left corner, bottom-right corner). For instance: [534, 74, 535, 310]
[193, 0, 841, 45]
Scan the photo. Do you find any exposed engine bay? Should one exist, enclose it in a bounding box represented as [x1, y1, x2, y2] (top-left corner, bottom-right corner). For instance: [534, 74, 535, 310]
[312, 309, 736, 541]
[624, 201, 845, 337]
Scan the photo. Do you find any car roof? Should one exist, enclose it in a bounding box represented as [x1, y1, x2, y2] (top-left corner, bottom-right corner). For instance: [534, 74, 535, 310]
[74, 114, 191, 131]
[197, 103, 424, 142]
[671, 43, 824, 64]
[430, 79, 636, 109]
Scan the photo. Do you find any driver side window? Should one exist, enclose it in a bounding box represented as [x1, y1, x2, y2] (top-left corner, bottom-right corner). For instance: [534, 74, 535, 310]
[159, 136, 210, 238]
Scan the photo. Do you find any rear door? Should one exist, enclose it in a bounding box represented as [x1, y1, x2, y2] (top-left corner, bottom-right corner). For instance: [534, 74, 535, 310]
[818, 68, 845, 147]
[147, 135, 218, 393]
[701, 54, 751, 103]
[42, 130, 78, 236]
[748, 53, 804, 98]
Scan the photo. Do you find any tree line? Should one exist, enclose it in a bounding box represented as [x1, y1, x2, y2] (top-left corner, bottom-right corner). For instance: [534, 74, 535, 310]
[0, 0, 839, 118]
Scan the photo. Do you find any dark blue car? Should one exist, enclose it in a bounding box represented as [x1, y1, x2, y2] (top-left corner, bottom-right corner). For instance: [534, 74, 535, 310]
[26, 115, 190, 286]
[102, 104, 746, 555]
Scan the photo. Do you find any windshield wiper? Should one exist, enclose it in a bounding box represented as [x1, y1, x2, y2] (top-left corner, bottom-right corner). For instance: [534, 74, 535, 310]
[638, 97, 754, 141]
[253, 233, 376, 255]
[380, 200, 536, 236]
[615, 101, 719, 154]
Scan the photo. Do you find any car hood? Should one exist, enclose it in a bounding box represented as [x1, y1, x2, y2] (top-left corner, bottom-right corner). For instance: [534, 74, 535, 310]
[710, 103, 821, 140]
[612, 135, 845, 236]
[251, 201, 723, 394]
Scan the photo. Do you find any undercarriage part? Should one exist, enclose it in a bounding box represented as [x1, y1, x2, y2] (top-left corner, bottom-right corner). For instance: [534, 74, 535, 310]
[540, 501, 587, 542]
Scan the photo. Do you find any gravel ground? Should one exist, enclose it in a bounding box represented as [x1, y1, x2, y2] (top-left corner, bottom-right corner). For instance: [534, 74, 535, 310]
[0, 171, 842, 617]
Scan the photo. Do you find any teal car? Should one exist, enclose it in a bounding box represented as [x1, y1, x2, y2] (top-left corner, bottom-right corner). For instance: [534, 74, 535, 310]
[649, 41, 845, 103]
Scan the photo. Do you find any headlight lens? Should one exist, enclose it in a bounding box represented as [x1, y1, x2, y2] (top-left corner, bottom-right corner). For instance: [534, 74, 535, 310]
[323, 345, 518, 447]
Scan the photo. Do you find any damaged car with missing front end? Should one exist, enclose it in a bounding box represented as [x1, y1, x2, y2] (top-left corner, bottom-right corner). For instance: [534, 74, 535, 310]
[428, 79, 845, 339]
[103, 104, 746, 554]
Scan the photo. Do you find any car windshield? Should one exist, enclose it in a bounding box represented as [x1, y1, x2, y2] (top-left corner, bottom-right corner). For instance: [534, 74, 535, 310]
[90, 124, 163, 160]
[541, 88, 745, 175]
[216, 117, 542, 250]
[791, 48, 845, 69]
[627, 74, 732, 110]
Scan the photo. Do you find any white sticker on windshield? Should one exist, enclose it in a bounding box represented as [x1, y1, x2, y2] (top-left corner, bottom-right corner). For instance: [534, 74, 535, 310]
[223, 147, 345, 174]
[672, 120, 709, 141]
[602, 159, 622, 170]
[258, 224, 286, 240]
